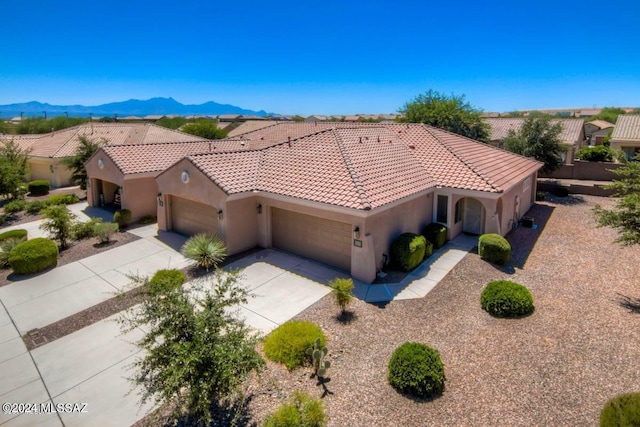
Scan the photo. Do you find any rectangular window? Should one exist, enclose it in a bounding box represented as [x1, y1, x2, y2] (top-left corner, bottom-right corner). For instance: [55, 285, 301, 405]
[437, 195, 448, 224]
[523, 177, 531, 192]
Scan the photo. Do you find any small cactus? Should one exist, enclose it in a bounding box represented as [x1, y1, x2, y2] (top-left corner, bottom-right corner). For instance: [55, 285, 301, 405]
[306, 338, 330, 378]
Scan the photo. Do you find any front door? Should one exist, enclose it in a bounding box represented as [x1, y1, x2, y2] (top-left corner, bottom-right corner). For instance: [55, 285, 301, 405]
[462, 198, 484, 235]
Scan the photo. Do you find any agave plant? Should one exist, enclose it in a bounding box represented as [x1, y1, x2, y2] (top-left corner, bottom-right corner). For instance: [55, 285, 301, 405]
[0, 237, 27, 268]
[180, 234, 226, 271]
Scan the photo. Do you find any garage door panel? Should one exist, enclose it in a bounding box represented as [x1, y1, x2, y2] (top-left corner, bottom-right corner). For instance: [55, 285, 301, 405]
[171, 197, 218, 236]
[271, 208, 351, 272]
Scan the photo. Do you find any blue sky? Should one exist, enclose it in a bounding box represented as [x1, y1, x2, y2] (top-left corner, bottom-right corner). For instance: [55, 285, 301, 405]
[1, 0, 639, 115]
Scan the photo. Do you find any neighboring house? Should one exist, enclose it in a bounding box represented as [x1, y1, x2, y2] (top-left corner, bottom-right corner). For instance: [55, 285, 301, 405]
[226, 120, 276, 137]
[484, 118, 585, 164]
[343, 115, 360, 122]
[578, 108, 602, 118]
[610, 114, 640, 160]
[85, 140, 243, 221]
[149, 124, 540, 283]
[584, 120, 614, 145]
[9, 123, 205, 188]
[305, 115, 328, 122]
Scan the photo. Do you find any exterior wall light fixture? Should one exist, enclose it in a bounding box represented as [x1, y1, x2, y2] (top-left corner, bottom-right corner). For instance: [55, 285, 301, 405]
[257, 204, 262, 214]
[217, 209, 223, 220]
[157, 193, 163, 207]
[354, 226, 360, 239]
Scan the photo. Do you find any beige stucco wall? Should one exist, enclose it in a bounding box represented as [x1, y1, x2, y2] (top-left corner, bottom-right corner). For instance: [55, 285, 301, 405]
[364, 193, 434, 273]
[122, 176, 158, 221]
[225, 197, 259, 255]
[28, 158, 73, 188]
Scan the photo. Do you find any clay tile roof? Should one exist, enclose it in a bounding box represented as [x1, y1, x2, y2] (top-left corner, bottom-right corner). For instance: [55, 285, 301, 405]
[611, 115, 640, 140]
[182, 124, 541, 210]
[484, 118, 584, 145]
[226, 120, 277, 137]
[10, 123, 208, 159]
[588, 119, 614, 130]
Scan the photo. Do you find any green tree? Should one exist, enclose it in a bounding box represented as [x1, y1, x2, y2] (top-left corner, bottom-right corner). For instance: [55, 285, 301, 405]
[40, 205, 76, 248]
[0, 138, 30, 199]
[155, 116, 188, 130]
[593, 159, 640, 245]
[180, 119, 228, 139]
[291, 115, 305, 122]
[503, 116, 566, 173]
[62, 136, 105, 190]
[16, 117, 87, 134]
[586, 107, 626, 124]
[399, 89, 490, 142]
[0, 120, 8, 134]
[119, 269, 264, 426]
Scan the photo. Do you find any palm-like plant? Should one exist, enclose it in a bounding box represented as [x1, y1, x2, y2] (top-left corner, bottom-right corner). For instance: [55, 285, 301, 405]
[329, 277, 355, 315]
[181, 234, 226, 271]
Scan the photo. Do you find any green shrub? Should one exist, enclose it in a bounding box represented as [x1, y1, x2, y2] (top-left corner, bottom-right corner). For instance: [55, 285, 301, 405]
[0, 237, 27, 268]
[263, 320, 327, 370]
[26, 200, 45, 214]
[8, 238, 58, 274]
[329, 277, 354, 315]
[263, 390, 328, 427]
[181, 234, 226, 271]
[138, 215, 157, 225]
[28, 180, 50, 196]
[423, 223, 447, 249]
[3, 199, 27, 214]
[40, 205, 76, 248]
[44, 194, 80, 206]
[0, 215, 4, 225]
[0, 229, 28, 242]
[148, 269, 186, 295]
[481, 280, 534, 317]
[94, 222, 119, 243]
[113, 209, 132, 228]
[71, 218, 102, 240]
[600, 392, 640, 427]
[577, 145, 615, 162]
[535, 191, 546, 201]
[478, 233, 511, 265]
[390, 233, 428, 272]
[388, 342, 446, 398]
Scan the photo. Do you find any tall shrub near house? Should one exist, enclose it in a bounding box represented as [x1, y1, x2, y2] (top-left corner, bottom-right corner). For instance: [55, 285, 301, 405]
[40, 205, 76, 248]
[391, 233, 429, 271]
[62, 135, 105, 190]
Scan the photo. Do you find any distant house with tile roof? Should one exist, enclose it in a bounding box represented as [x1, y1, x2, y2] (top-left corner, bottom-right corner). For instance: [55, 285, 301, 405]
[484, 118, 585, 164]
[8, 123, 206, 188]
[610, 114, 640, 160]
[305, 115, 328, 122]
[584, 119, 614, 145]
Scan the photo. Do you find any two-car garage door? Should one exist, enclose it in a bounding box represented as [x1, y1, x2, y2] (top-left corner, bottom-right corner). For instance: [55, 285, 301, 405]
[271, 208, 352, 272]
[171, 196, 218, 236]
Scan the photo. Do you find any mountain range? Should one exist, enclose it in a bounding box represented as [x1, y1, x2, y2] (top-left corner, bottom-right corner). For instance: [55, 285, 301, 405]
[0, 97, 274, 118]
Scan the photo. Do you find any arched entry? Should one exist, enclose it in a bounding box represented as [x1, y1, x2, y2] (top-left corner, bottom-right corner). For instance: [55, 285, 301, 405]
[461, 198, 485, 235]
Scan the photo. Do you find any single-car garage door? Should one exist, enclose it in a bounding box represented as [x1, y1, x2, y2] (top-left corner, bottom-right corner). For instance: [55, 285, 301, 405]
[171, 196, 218, 236]
[271, 208, 351, 272]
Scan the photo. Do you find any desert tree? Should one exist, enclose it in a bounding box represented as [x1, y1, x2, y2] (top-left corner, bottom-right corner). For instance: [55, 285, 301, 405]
[0, 138, 30, 199]
[503, 115, 566, 173]
[62, 136, 105, 190]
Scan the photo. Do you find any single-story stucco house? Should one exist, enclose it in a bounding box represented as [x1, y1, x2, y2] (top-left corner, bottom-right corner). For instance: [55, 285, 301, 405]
[610, 114, 640, 160]
[147, 124, 541, 283]
[483, 118, 585, 164]
[9, 123, 206, 188]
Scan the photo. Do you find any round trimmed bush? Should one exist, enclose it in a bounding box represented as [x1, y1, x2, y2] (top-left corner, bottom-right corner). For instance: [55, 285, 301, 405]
[478, 233, 511, 265]
[423, 223, 448, 249]
[113, 209, 132, 228]
[0, 229, 28, 242]
[388, 342, 446, 398]
[263, 320, 326, 370]
[481, 280, 534, 317]
[148, 269, 185, 295]
[28, 180, 50, 196]
[600, 392, 640, 426]
[391, 233, 429, 272]
[8, 238, 58, 275]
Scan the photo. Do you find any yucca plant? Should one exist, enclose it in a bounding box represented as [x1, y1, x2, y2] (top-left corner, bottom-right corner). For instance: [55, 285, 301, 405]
[0, 237, 27, 268]
[180, 234, 226, 271]
[329, 277, 355, 315]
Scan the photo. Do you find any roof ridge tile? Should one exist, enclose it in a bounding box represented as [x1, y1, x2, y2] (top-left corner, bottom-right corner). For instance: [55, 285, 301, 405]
[333, 129, 372, 210]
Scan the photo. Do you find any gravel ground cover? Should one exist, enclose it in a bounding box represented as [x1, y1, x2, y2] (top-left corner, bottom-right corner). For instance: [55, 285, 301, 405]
[240, 194, 640, 427]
